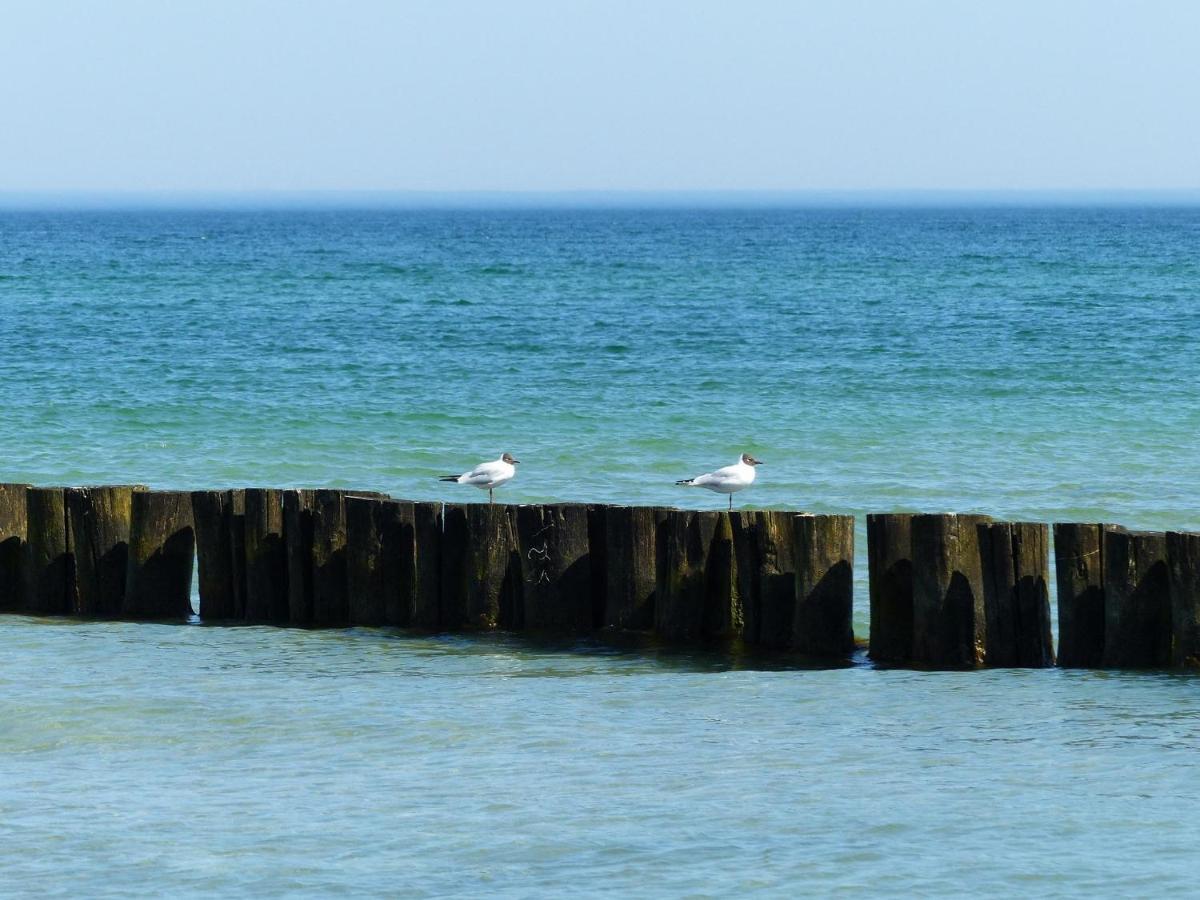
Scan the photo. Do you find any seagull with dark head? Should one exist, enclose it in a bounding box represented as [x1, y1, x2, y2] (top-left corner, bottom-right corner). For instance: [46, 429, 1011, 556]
[439, 452, 520, 504]
[675, 452, 763, 510]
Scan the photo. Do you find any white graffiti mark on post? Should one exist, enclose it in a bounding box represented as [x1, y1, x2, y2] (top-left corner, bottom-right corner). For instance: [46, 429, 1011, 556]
[527, 540, 551, 585]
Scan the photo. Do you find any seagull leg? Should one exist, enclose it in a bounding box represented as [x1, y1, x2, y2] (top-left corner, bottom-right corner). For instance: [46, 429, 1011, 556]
[489, 487, 494, 505]
[728, 495, 733, 511]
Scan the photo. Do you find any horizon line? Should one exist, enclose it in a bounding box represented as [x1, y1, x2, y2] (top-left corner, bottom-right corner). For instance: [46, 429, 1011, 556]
[3, 187, 1200, 211]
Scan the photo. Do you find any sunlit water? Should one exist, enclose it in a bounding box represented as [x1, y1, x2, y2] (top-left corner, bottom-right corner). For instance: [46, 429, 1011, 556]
[1, 207, 1199, 895]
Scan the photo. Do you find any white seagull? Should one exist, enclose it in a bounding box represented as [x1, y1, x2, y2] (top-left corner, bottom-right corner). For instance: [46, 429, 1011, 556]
[675, 453, 764, 510]
[438, 452, 520, 504]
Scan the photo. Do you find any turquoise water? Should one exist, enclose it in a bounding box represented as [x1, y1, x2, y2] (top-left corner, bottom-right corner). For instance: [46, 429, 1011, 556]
[2, 207, 1199, 895]
[3, 618, 1199, 897]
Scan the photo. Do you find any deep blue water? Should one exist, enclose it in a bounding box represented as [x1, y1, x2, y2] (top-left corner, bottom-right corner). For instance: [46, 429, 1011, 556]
[1, 207, 1198, 896]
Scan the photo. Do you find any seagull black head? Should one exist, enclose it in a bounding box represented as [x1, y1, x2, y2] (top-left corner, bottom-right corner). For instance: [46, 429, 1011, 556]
[502, 452, 520, 465]
[742, 453, 763, 466]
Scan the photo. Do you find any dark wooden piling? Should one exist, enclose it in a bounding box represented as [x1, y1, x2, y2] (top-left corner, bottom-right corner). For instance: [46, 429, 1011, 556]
[513, 503, 593, 632]
[0, 483, 30, 612]
[656, 510, 733, 643]
[438, 502, 470, 629]
[65, 485, 141, 617]
[346, 496, 388, 626]
[1053, 523, 1105, 668]
[704, 512, 738, 639]
[866, 513, 914, 663]
[440, 503, 517, 631]
[602, 506, 668, 632]
[283, 489, 315, 625]
[124, 490, 195, 619]
[192, 490, 237, 620]
[911, 513, 991, 669]
[586, 504, 609, 630]
[26, 487, 71, 615]
[730, 510, 796, 648]
[1166, 531, 1200, 668]
[1103, 527, 1170, 668]
[244, 488, 287, 623]
[412, 501, 444, 629]
[229, 489, 248, 620]
[380, 500, 417, 627]
[792, 513, 855, 657]
[311, 489, 349, 626]
[982, 522, 1053, 667]
[344, 498, 415, 627]
[1011, 522, 1054, 667]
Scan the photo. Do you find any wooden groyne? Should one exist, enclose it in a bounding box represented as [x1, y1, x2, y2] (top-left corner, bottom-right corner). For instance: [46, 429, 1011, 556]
[2, 483, 1199, 670]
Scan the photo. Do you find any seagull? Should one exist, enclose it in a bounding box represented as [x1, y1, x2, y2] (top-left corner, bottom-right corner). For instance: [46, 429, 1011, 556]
[675, 453, 763, 510]
[438, 452, 520, 504]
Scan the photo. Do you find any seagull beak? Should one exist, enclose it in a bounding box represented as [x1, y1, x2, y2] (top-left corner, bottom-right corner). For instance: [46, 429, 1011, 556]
[512, 458, 521, 465]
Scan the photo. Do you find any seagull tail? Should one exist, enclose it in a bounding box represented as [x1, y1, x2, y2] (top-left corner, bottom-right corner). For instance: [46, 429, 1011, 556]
[675, 478, 695, 486]
[438, 476, 460, 482]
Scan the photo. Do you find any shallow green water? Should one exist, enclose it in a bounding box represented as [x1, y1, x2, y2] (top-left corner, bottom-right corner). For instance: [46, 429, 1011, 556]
[1, 207, 1198, 894]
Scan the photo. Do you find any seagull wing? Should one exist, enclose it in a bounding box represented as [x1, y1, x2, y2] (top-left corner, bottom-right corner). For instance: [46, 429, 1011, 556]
[459, 460, 504, 485]
[692, 463, 741, 487]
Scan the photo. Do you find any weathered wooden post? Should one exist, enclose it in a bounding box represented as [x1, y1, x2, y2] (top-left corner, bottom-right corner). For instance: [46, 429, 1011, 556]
[411, 501, 444, 629]
[1010, 522, 1053, 667]
[704, 512, 738, 640]
[1166, 531, 1200, 669]
[244, 488, 287, 623]
[730, 510, 796, 648]
[26, 487, 71, 615]
[656, 510, 732, 643]
[513, 503, 593, 632]
[1103, 527, 1170, 668]
[441, 503, 517, 631]
[911, 513, 991, 669]
[192, 490, 237, 620]
[586, 504, 609, 630]
[602, 506, 667, 632]
[124, 490, 195, 619]
[283, 489, 315, 625]
[438, 502, 471, 629]
[380, 500, 417, 627]
[229, 489, 247, 620]
[982, 522, 1053, 667]
[311, 489, 349, 626]
[792, 513, 855, 657]
[346, 495, 388, 626]
[866, 513, 914, 664]
[1053, 523, 1105, 668]
[0, 483, 30, 612]
[66, 485, 141, 617]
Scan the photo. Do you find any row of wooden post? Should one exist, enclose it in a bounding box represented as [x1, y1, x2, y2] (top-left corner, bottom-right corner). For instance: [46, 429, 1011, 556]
[0, 484, 195, 618]
[0, 484, 856, 656]
[867, 514, 1200, 670]
[4, 484, 1199, 669]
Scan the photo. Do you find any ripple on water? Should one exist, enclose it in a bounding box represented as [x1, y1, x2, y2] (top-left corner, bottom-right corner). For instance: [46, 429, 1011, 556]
[1, 619, 1199, 897]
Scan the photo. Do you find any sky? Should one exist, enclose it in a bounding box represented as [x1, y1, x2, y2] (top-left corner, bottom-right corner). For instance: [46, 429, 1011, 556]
[1, 0, 1198, 195]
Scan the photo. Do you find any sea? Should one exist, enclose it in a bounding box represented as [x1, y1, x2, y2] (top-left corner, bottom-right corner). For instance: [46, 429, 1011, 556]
[1, 205, 1198, 896]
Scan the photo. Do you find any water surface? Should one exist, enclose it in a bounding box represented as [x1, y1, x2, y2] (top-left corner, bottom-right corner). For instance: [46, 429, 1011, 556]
[2, 207, 1198, 895]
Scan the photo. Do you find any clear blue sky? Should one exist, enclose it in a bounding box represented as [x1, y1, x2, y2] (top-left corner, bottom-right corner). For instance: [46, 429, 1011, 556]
[2, 0, 1198, 193]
